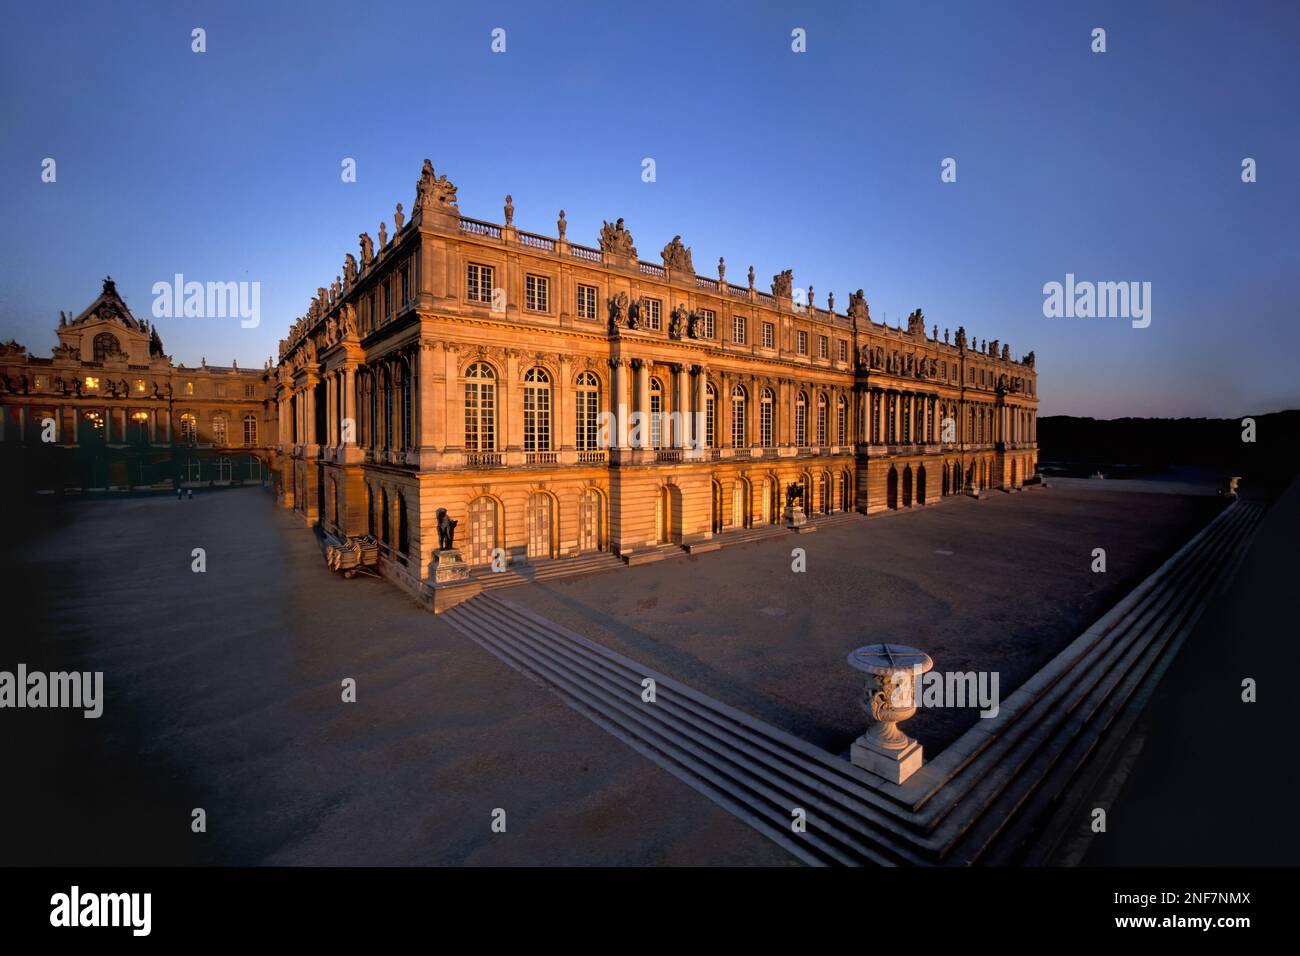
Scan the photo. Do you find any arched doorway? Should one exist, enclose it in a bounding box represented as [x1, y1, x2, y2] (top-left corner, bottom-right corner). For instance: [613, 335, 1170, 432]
[759, 477, 773, 525]
[917, 465, 927, 505]
[579, 487, 604, 552]
[886, 467, 899, 510]
[732, 477, 751, 529]
[711, 479, 724, 533]
[839, 471, 850, 512]
[902, 466, 913, 507]
[468, 496, 499, 566]
[942, 464, 950, 496]
[527, 492, 555, 559]
[819, 472, 831, 515]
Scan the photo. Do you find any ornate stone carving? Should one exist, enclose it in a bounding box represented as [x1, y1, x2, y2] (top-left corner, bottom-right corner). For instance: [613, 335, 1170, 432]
[668, 304, 688, 340]
[393, 203, 404, 231]
[415, 159, 458, 211]
[907, 308, 926, 337]
[955, 326, 968, 351]
[598, 218, 636, 258]
[607, 291, 628, 332]
[771, 269, 793, 299]
[504, 194, 514, 226]
[557, 210, 566, 239]
[847, 289, 869, 325]
[660, 235, 694, 273]
[359, 232, 374, 268]
[1024, 350, 1035, 368]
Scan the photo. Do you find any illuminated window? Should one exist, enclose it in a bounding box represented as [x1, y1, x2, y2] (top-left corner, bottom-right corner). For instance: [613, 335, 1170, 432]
[84, 376, 100, 390]
[180, 413, 197, 443]
[212, 415, 227, 445]
[243, 415, 258, 446]
[186, 381, 194, 395]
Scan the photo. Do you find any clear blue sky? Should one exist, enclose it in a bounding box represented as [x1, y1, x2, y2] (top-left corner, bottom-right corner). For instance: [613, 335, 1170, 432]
[2, 0, 1297, 417]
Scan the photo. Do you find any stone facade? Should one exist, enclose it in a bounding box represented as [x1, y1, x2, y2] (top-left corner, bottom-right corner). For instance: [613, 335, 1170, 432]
[273, 160, 1039, 599]
[0, 278, 277, 491]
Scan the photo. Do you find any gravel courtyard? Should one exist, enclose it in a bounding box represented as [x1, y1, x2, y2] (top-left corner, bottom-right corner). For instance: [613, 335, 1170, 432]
[2, 483, 1220, 866]
[505, 486, 1223, 755]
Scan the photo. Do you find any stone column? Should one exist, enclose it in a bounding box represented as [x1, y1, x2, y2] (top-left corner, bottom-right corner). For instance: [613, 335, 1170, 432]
[612, 358, 630, 449]
[674, 363, 689, 448]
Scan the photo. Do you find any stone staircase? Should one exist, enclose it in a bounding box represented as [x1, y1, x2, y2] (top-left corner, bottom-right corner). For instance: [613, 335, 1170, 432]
[441, 499, 1264, 865]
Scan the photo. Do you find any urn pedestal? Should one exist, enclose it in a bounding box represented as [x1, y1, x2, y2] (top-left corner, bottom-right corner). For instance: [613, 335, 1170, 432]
[847, 644, 934, 784]
[783, 505, 807, 528]
[431, 547, 469, 584]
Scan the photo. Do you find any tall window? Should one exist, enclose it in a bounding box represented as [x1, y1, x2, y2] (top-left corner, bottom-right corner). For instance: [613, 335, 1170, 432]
[699, 309, 715, 339]
[180, 413, 197, 443]
[523, 367, 551, 451]
[466, 263, 495, 303]
[732, 315, 746, 344]
[212, 415, 227, 446]
[649, 378, 663, 448]
[762, 322, 775, 349]
[92, 332, 120, 362]
[837, 395, 847, 445]
[577, 284, 597, 320]
[760, 388, 774, 447]
[731, 386, 747, 448]
[818, 336, 829, 359]
[382, 367, 394, 449]
[797, 330, 809, 354]
[464, 362, 496, 451]
[525, 274, 550, 312]
[575, 371, 599, 450]
[838, 340, 848, 363]
[644, 299, 662, 331]
[795, 392, 807, 446]
[705, 383, 717, 448]
[816, 394, 827, 446]
[244, 414, 258, 446]
[902, 397, 911, 443]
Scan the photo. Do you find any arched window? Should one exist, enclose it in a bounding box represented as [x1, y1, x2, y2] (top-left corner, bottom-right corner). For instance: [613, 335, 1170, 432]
[760, 388, 774, 447]
[243, 414, 258, 446]
[380, 487, 390, 545]
[795, 391, 808, 447]
[575, 371, 599, 451]
[179, 413, 197, 443]
[704, 382, 717, 448]
[837, 394, 847, 445]
[731, 385, 747, 448]
[212, 414, 227, 446]
[92, 332, 120, 362]
[523, 367, 551, 452]
[397, 492, 409, 558]
[816, 393, 828, 446]
[464, 362, 496, 452]
[381, 365, 394, 450]
[649, 377, 663, 449]
[902, 396, 911, 444]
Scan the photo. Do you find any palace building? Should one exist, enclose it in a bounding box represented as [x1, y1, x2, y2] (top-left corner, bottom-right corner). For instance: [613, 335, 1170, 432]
[273, 159, 1038, 601]
[0, 278, 276, 493]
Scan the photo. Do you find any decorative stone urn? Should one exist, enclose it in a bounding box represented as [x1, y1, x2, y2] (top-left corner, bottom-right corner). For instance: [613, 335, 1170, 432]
[847, 643, 934, 784]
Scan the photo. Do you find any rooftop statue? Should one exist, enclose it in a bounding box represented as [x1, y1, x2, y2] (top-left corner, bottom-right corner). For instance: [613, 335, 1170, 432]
[598, 218, 637, 258]
[661, 235, 694, 273]
[771, 269, 793, 299]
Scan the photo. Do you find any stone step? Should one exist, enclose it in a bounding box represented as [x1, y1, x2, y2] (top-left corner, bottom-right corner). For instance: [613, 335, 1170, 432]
[915, 501, 1261, 859]
[445, 596, 928, 865]
[965, 502, 1266, 864]
[440, 498, 1263, 866]
[468, 552, 624, 590]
